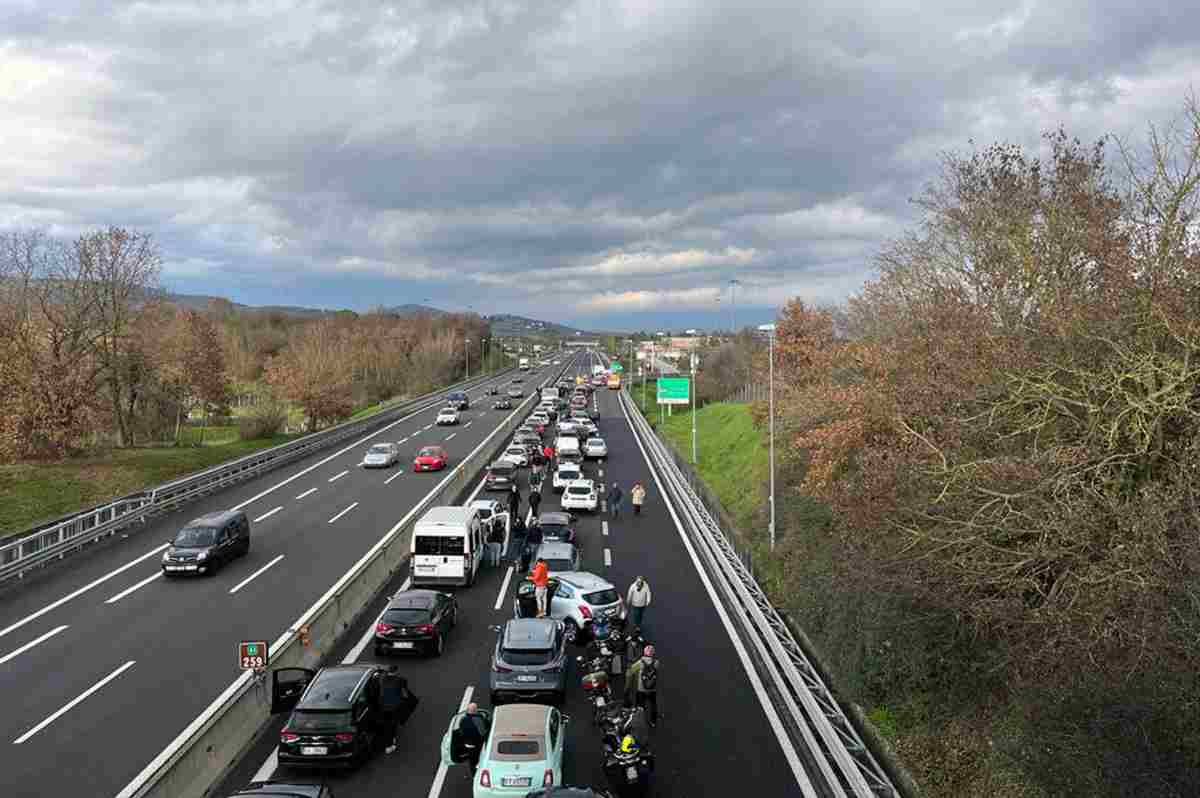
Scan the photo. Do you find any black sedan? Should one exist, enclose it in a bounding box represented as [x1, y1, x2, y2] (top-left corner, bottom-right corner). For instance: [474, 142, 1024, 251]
[374, 590, 458, 656]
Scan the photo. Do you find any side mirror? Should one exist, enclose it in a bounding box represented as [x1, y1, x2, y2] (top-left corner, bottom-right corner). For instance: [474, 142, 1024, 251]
[489, 625, 502, 632]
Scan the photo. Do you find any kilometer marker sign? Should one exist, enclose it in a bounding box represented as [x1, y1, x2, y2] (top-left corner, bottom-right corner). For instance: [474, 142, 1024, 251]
[239, 640, 269, 670]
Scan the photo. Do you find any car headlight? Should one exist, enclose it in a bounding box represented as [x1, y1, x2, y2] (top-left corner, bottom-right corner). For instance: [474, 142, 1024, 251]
[197, 551, 209, 561]
[162, 551, 171, 562]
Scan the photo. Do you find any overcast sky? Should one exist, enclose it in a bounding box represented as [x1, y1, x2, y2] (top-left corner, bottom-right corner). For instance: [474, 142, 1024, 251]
[2, 1, 1195, 331]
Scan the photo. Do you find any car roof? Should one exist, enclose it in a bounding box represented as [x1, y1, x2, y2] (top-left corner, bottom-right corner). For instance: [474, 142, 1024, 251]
[386, 589, 441, 609]
[555, 571, 615, 591]
[185, 509, 244, 527]
[417, 506, 474, 525]
[502, 617, 558, 648]
[493, 703, 551, 737]
[298, 665, 373, 709]
[539, 511, 572, 525]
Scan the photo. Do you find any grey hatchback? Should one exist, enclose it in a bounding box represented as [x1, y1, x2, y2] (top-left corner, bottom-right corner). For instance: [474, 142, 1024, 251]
[489, 618, 569, 706]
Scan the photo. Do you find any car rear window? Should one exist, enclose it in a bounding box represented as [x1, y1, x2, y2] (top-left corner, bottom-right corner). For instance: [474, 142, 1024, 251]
[491, 463, 516, 474]
[584, 588, 618, 605]
[566, 485, 591, 495]
[414, 536, 464, 555]
[587, 439, 603, 446]
[558, 470, 580, 480]
[384, 607, 431, 624]
[501, 647, 555, 666]
[496, 739, 542, 756]
[289, 710, 352, 731]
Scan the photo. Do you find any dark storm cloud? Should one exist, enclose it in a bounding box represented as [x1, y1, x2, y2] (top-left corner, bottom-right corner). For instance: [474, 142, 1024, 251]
[1, 0, 1196, 326]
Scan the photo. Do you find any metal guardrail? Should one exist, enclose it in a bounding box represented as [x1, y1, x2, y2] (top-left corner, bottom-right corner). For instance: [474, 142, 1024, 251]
[0, 369, 515, 585]
[619, 387, 899, 797]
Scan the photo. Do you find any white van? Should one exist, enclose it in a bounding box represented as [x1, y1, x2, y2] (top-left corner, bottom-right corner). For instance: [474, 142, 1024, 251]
[411, 506, 509, 587]
[554, 436, 582, 465]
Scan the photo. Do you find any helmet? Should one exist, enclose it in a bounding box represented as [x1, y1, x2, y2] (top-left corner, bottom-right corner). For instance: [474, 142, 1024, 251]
[620, 734, 640, 754]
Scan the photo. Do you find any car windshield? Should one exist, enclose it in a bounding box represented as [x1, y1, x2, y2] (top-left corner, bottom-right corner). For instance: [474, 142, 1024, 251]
[558, 471, 580, 481]
[501, 646, 555, 666]
[368, 444, 391, 454]
[566, 485, 591, 495]
[584, 588, 619, 605]
[289, 710, 352, 731]
[418, 447, 440, 457]
[383, 607, 431, 624]
[173, 526, 217, 547]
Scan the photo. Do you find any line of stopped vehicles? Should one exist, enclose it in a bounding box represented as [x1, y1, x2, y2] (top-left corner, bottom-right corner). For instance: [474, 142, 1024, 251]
[227, 363, 654, 798]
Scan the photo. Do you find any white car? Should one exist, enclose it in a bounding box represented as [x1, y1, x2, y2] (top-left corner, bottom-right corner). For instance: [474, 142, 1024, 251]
[436, 407, 460, 425]
[500, 445, 529, 467]
[362, 442, 401, 468]
[515, 571, 625, 640]
[530, 412, 550, 427]
[556, 420, 580, 437]
[552, 463, 583, 493]
[561, 479, 598, 512]
[576, 418, 598, 436]
[583, 437, 607, 459]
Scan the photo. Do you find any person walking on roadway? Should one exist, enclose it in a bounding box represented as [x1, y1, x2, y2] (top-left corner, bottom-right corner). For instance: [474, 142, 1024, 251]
[507, 484, 521, 522]
[631, 482, 646, 516]
[625, 644, 661, 727]
[626, 576, 652, 628]
[528, 488, 542, 519]
[608, 482, 625, 520]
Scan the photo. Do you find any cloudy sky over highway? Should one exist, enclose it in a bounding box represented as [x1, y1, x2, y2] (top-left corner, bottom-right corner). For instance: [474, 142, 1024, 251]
[2, 0, 1194, 329]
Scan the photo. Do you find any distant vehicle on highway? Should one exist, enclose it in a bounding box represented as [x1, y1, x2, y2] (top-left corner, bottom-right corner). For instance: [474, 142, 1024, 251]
[162, 510, 251, 577]
[374, 589, 459, 657]
[583, 437, 607, 459]
[436, 407, 461, 425]
[446, 391, 470, 410]
[489, 618, 570, 706]
[500, 445, 530, 468]
[413, 446, 449, 472]
[485, 460, 518, 491]
[361, 442, 401, 468]
[494, 397, 513, 410]
[507, 386, 525, 399]
[561, 480, 599, 513]
[552, 463, 583, 494]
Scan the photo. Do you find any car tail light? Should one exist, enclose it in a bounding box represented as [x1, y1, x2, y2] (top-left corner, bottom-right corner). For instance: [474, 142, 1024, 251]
[544, 769, 555, 786]
[417, 624, 435, 634]
[335, 732, 355, 743]
[494, 663, 512, 672]
[578, 604, 592, 619]
[479, 769, 492, 788]
[375, 622, 393, 634]
[280, 731, 299, 743]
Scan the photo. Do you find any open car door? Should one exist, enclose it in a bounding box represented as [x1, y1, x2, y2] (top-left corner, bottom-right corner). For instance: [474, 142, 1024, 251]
[270, 668, 315, 714]
[380, 672, 420, 726]
[439, 709, 491, 767]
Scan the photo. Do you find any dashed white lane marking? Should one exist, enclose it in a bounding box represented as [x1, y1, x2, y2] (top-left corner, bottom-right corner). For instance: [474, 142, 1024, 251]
[328, 470, 348, 482]
[445, 433, 457, 441]
[327, 502, 359, 524]
[494, 565, 515, 611]
[426, 686, 475, 798]
[294, 488, 317, 500]
[424, 424, 433, 430]
[464, 421, 473, 428]
[0, 625, 69, 666]
[104, 572, 163, 604]
[602, 521, 609, 537]
[385, 471, 404, 485]
[14, 660, 137, 744]
[604, 548, 612, 567]
[253, 506, 283, 523]
[228, 555, 286, 594]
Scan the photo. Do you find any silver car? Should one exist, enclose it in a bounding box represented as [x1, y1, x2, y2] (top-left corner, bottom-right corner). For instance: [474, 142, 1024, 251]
[362, 442, 401, 468]
[583, 437, 607, 458]
[533, 541, 581, 574]
[489, 618, 569, 705]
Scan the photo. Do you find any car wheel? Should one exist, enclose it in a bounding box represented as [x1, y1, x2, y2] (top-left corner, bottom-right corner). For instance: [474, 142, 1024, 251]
[431, 633, 445, 657]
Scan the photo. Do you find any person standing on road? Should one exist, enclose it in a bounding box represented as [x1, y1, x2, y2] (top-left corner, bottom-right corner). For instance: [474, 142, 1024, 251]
[507, 484, 521, 522]
[608, 482, 625, 520]
[528, 488, 541, 519]
[626, 576, 652, 628]
[624, 644, 660, 727]
[531, 558, 550, 617]
[458, 702, 488, 775]
[631, 482, 646, 515]
[381, 666, 419, 754]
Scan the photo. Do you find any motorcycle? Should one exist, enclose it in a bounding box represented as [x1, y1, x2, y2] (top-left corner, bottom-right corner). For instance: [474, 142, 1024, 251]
[598, 707, 655, 797]
[577, 654, 615, 725]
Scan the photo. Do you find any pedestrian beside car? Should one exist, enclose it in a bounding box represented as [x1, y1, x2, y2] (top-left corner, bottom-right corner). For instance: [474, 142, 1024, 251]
[626, 576, 652, 628]
[608, 482, 625, 520]
[458, 702, 488, 774]
[631, 482, 647, 515]
[624, 644, 661, 727]
[381, 666, 419, 754]
[531, 558, 550, 617]
[528, 488, 542, 519]
[507, 484, 521, 522]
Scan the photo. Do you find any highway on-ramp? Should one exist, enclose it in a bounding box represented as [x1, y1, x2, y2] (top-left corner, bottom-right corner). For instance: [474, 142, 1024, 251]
[215, 354, 807, 797]
[0, 360, 570, 798]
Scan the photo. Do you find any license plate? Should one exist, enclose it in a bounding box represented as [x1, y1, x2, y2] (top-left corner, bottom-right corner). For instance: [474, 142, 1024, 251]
[393, 642, 415, 649]
[167, 565, 196, 571]
[416, 565, 435, 572]
[516, 674, 538, 682]
[626, 766, 638, 781]
[501, 777, 532, 787]
[301, 746, 328, 756]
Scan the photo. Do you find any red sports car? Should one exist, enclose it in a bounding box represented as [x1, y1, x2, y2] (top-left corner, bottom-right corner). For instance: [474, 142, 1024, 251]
[413, 446, 449, 472]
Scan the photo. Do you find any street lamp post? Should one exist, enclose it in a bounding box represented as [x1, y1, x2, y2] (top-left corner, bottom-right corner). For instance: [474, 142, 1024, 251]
[465, 338, 472, 379]
[691, 351, 698, 464]
[758, 323, 776, 551]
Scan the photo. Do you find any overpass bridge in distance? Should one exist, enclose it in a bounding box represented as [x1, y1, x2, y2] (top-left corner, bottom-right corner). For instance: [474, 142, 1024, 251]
[563, 339, 599, 347]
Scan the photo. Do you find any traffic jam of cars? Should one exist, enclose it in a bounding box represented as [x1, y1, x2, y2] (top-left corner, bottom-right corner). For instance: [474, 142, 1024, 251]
[248, 358, 648, 798]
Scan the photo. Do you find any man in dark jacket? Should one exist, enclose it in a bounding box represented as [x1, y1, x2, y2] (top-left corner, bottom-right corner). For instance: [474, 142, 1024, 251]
[381, 667, 419, 754]
[528, 488, 542, 519]
[608, 482, 625, 520]
[458, 702, 489, 774]
[507, 484, 521, 521]
[624, 645, 660, 726]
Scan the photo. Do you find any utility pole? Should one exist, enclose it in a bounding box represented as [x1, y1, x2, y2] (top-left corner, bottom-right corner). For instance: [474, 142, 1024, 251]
[758, 323, 777, 551]
[691, 352, 698, 463]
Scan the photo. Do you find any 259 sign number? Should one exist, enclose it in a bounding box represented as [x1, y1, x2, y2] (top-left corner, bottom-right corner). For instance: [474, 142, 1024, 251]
[239, 641, 269, 670]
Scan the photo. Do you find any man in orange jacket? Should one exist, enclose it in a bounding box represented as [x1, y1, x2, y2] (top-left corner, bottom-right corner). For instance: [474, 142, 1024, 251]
[531, 559, 550, 617]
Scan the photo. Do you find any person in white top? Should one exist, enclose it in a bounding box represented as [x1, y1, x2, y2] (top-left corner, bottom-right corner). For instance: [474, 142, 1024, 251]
[626, 576, 652, 628]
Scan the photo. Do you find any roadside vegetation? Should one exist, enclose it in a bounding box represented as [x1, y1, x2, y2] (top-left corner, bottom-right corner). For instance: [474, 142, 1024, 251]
[637, 97, 1200, 797]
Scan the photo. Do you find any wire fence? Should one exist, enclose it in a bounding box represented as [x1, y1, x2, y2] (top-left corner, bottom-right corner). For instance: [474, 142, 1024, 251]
[730, 382, 770, 404]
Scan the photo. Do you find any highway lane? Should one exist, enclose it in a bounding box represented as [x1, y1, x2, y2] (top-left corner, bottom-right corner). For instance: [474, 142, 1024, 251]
[217, 356, 804, 797]
[0, 359, 574, 798]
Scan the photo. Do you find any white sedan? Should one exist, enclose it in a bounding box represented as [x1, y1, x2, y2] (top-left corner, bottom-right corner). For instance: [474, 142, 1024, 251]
[560, 479, 599, 512]
[583, 437, 607, 459]
[500, 445, 529, 467]
[436, 407, 460, 425]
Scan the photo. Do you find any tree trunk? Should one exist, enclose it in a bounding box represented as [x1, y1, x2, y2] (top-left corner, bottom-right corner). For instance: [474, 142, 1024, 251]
[174, 404, 183, 445]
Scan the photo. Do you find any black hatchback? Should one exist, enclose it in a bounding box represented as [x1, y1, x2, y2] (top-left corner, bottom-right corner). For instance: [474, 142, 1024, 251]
[373, 590, 458, 657]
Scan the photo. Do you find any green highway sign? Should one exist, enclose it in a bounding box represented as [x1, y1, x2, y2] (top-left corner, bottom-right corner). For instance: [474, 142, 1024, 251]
[657, 376, 690, 405]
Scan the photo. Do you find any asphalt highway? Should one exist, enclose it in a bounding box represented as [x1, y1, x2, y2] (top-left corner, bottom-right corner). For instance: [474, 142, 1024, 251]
[0, 359, 572, 798]
[216, 354, 804, 797]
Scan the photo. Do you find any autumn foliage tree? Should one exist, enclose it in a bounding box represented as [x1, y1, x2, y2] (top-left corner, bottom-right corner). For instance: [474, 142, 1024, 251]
[264, 319, 356, 432]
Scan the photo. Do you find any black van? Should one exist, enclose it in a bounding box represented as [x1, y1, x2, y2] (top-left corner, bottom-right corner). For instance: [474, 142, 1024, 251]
[446, 391, 470, 410]
[162, 509, 251, 576]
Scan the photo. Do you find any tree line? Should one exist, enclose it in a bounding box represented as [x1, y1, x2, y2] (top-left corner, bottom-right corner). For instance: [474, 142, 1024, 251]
[0, 227, 490, 461]
[756, 99, 1200, 794]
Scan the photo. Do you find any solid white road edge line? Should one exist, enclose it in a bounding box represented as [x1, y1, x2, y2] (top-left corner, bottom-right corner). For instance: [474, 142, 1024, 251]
[604, 548, 612, 567]
[228, 555, 286, 595]
[104, 571, 163, 604]
[295, 488, 317, 500]
[0, 544, 169, 641]
[253, 506, 283, 523]
[385, 471, 404, 485]
[13, 660, 136, 744]
[0, 625, 69, 666]
[328, 470, 348, 483]
[619, 393, 815, 793]
[327, 502, 359, 524]
[427, 686, 475, 798]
